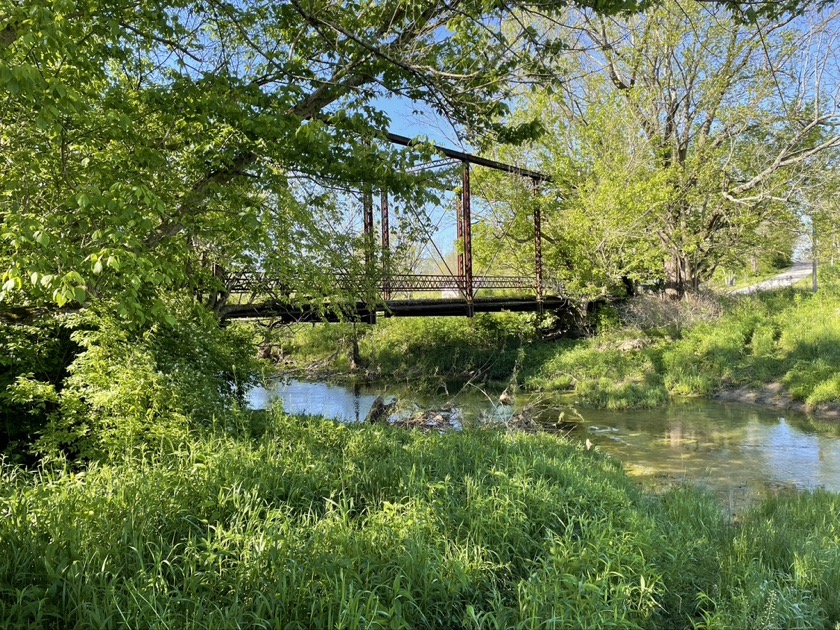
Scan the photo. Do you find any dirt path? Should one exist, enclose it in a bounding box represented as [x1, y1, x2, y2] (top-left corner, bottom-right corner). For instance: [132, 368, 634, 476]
[730, 261, 813, 295]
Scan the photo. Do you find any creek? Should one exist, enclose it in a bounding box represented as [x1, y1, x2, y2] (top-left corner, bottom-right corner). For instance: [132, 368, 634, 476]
[248, 378, 840, 510]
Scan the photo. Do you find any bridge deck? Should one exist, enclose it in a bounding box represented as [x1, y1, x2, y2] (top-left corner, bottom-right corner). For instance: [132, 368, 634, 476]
[221, 295, 569, 322]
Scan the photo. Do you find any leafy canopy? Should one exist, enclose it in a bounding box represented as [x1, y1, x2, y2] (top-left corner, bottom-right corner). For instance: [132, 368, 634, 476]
[0, 0, 822, 320]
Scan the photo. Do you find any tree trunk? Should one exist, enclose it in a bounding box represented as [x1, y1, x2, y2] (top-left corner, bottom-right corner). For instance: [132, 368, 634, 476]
[664, 254, 700, 299]
[349, 324, 363, 371]
[664, 255, 684, 299]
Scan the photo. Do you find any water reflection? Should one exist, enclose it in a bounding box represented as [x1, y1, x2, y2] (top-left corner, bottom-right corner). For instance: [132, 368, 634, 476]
[578, 404, 840, 496]
[247, 378, 381, 423]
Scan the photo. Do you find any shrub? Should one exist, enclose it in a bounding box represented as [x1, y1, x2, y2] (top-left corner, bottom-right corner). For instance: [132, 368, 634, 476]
[618, 292, 725, 334]
[37, 301, 262, 459]
[0, 317, 79, 462]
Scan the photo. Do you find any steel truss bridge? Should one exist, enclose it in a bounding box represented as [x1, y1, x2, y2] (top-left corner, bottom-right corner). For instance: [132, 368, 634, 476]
[220, 133, 569, 323]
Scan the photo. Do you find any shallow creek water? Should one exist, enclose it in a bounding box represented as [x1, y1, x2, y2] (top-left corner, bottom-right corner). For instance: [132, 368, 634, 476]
[248, 378, 840, 509]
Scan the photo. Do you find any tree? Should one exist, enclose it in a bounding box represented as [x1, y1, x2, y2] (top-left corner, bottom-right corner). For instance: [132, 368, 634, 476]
[484, 0, 840, 297]
[0, 0, 828, 452]
[2, 0, 830, 320]
[472, 88, 668, 300]
[1, 0, 660, 326]
[0, 0, 659, 449]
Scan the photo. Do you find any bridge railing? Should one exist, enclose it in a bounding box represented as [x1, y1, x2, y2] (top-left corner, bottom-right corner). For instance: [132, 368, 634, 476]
[225, 271, 562, 298]
[379, 274, 534, 292]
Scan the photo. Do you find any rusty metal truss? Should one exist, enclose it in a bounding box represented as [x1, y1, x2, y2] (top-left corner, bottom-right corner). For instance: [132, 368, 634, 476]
[382, 274, 533, 292]
[220, 135, 556, 321]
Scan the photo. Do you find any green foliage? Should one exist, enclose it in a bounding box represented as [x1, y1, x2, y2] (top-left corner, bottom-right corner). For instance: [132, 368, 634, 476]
[594, 304, 622, 333]
[1, 0, 672, 328]
[278, 323, 361, 374]
[485, 0, 833, 297]
[281, 314, 537, 381]
[0, 318, 77, 461]
[695, 490, 840, 628]
[664, 288, 840, 407]
[363, 314, 536, 380]
[1, 416, 839, 629]
[474, 88, 668, 300]
[0, 420, 658, 629]
[532, 286, 840, 409]
[36, 302, 262, 459]
[523, 332, 668, 408]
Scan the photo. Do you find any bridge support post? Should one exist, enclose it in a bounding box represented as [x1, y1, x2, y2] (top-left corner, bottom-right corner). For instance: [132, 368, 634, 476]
[381, 191, 391, 301]
[533, 179, 544, 315]
[363, 189, 376, 324]
[456, 193, 464, 279]
[462, 162, 474, 317]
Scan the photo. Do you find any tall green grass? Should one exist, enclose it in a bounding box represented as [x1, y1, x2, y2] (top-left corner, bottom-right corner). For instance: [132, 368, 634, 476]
[279, 313, 536, 381]
[1, 414, 839, 629]
[664, 288, 840, 407]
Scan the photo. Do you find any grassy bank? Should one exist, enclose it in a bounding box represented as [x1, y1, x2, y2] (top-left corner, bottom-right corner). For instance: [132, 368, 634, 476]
[1, 414, 839, 628]
[525, 287, 840, 410]
[275, 274, 840, 411]
[276, 313, 535, 382]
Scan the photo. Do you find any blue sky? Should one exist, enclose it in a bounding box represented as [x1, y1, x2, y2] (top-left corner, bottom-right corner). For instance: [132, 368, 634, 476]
[373, 94, 475, 272]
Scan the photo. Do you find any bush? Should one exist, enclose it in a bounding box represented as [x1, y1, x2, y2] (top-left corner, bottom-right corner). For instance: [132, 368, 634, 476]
[618, 292, 725, 335]
[0, 317, 79, 463]
[36, 301, 263, 459]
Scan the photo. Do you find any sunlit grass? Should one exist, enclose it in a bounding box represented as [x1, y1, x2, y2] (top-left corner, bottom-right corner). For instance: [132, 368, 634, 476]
[1, 414, 839, 628]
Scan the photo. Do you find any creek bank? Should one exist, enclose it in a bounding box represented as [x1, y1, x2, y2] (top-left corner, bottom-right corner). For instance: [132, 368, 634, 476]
[249, 378, 840, 516]
[714, 384, 840, 420]
[267, 360, 840, 422]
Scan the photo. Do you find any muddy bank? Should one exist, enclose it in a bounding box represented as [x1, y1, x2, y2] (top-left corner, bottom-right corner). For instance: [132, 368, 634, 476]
[714, 383, 840, 420]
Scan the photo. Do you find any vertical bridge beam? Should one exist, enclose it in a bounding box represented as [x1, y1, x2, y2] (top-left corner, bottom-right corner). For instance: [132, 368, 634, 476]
[533, 179, 543, 313]
[456, 192, 464, 279]
[462, 162, 474, 317]
[381, 191, 391, 300]
[363, 189, 376, 324]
